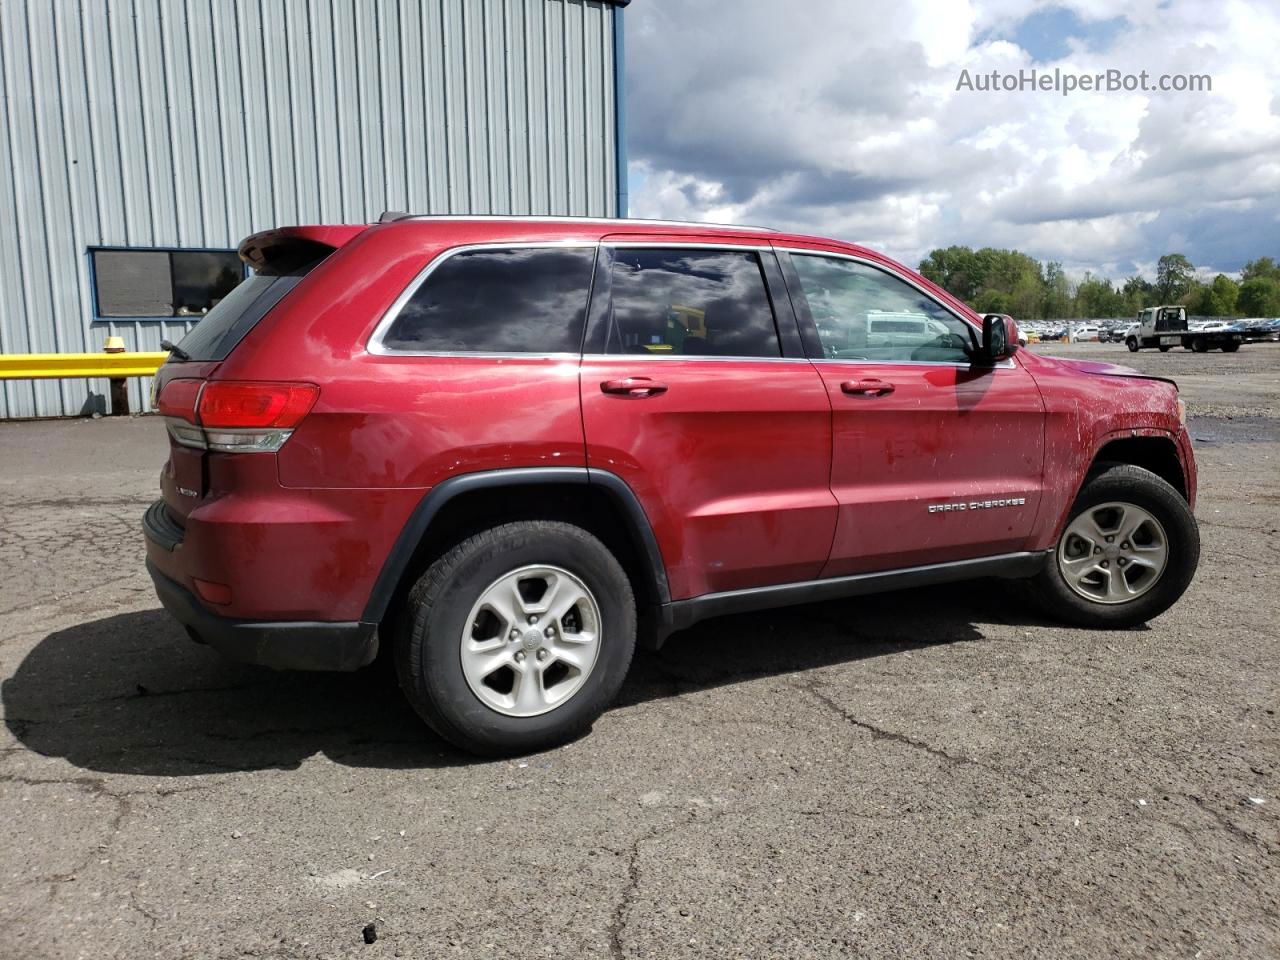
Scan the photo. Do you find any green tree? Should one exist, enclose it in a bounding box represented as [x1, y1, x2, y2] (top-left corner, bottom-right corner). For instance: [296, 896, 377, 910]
[973, 289, 1011, 314]
[918, 246, 983, 303]
[1241, 257, 1279, 282]
[1189, 274, 1239, 316]
[919, 245, 1046, 318]
[1121, 275, 1153, 313]
[1237, 276, 1280, 317]
[1075, 273, 1126, 318]
[1155, 254, 1195, 303]
[1043, 262, 1073, 319]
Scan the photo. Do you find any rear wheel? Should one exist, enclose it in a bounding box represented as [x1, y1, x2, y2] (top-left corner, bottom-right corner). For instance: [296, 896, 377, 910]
[1191, 337, 1208, 352]
[1030, 464, 1198, 628]
[1221, 341, 1240, 353]
[394, 521, 636, 756]
[1158, 344, 1171, 352]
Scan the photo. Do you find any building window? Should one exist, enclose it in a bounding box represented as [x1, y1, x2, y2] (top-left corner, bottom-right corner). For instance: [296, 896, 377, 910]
[91, 248, 244, 318]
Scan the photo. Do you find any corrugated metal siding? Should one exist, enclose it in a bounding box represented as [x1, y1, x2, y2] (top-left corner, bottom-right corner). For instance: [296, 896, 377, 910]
[0, 0, 618, 418]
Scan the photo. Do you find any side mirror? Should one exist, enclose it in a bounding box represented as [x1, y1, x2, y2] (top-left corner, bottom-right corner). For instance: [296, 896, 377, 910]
[981, 314, 1018, 362]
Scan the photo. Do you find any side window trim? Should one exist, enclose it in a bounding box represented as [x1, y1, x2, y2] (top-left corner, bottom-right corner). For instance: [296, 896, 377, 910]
[775, 248, 984, 367]
[367, 241, 598, 358]
[584, 242, 790, 361]
[758, 249, 806, 358]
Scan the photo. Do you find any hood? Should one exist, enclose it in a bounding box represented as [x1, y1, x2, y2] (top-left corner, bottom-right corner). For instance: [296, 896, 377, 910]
[1038, 354, 1177, 389]
[1051, 357, 1141, 377]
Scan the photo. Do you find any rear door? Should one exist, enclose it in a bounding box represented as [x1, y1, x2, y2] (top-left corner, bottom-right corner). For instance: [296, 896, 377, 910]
[778, 246, 1046, 576]
[580, 239, 836, 600]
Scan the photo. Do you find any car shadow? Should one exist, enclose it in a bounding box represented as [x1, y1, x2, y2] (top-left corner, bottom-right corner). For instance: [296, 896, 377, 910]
[2, 581, 1055, 775]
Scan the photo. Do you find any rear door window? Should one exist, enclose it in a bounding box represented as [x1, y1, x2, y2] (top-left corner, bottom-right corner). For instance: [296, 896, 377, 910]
[378, 246, 596, 354]
[600, 248, 781, 357]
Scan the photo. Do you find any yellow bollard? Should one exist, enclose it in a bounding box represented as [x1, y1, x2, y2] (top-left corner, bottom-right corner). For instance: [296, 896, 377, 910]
[104, 336, 129, 415]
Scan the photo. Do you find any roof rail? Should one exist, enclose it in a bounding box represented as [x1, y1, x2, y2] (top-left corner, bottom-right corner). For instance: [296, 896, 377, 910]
[373, 212, 777, 233]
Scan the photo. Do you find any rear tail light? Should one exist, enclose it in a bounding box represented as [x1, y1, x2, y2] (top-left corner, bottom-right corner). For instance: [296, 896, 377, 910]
[157, 378, 203, 421]
[158, 380, 318, 453]
[198, 382, 318, 429]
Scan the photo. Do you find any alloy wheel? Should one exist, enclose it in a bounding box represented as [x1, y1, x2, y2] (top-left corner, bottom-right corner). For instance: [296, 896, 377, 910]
[1056, 501, 1169, 605]
[459, 565, 602, 717]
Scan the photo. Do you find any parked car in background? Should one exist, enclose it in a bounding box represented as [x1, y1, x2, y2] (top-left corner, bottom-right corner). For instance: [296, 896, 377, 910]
[143, 214, 1201, 755]
[1236, 318, 1280, 342]
[1070, 324, 1101, 342]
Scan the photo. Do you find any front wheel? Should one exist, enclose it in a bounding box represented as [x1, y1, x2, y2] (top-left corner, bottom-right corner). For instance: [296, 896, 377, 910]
[394, 521, 636, 756]
[1126, 337, 1139, 352]
[1030, 464, 1199, 628]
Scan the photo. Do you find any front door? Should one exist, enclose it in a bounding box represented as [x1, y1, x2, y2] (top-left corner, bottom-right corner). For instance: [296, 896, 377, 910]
[580, 241, 836, 600]
[779, 247, 1046, 577]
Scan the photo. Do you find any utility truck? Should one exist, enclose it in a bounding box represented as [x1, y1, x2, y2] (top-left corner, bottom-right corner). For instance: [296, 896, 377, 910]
[1125, 306, 1243, 353]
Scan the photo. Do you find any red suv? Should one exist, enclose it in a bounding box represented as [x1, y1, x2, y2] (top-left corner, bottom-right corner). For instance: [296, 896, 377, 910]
[144, 215, 1199, 755]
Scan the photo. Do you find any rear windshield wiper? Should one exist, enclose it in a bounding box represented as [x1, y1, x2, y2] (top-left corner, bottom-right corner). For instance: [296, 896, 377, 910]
[161, 339, 191, 362]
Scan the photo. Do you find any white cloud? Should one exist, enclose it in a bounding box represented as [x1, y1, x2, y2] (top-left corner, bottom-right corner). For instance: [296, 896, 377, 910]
[625, 0, 1280, 281]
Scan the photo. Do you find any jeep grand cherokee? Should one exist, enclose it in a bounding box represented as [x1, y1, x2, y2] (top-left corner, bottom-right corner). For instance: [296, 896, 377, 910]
[144, 215, 1199, 755]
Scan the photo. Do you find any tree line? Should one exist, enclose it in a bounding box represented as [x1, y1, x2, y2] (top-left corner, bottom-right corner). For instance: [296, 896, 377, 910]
[917, 247, 1280, 320]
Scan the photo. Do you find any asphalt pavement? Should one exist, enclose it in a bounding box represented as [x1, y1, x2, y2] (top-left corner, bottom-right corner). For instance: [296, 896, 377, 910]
[1, 342, 1277, 959]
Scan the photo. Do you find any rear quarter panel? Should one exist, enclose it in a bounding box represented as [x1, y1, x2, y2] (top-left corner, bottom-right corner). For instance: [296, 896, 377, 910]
[217, 223, 598, 490]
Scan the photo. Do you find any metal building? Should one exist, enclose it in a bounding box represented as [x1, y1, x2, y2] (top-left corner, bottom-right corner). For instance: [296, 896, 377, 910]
[0, 0, 626, 418]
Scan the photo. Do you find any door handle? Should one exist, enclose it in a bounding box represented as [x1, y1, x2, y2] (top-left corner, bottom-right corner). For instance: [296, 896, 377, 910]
[840, 378, 895, 397]
[601, 377, 668, 398]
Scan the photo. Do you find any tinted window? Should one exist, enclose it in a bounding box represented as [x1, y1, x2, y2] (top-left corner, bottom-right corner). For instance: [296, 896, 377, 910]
[92, 249, 243, 317]
[791, 254, 975, 363]
[603, 249, 780, 357]
[174, 273, 305, 362]
[382, 247, 596, 353]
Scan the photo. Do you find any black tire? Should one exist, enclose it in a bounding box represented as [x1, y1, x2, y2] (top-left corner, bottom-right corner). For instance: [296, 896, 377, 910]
[1158, 344, 1171, 352]
[1029, 464, 1199, 629]
[394, 521, 637, 756]
[1126, 337, 1139, 352]
[1191, 337, 1208, 353]
[1221, 341, 1240, 353]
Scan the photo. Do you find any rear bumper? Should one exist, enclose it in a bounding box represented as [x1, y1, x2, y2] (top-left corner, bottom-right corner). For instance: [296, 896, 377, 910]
[146, 560, 378, 672]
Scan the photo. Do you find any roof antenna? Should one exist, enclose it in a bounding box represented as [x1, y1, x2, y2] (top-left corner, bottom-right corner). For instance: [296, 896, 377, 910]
[378, 211, 411, 223]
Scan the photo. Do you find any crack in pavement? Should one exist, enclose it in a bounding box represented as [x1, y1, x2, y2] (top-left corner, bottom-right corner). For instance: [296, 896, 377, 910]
[796, 678, 1040, 789]
[605, 807, 734, 960]
[4, 678, 286, 719]
[607, 830, 647, 960]
[0, 772, 218, 916]
[1185, 794, 1280, 857]
[0, 576, 151, 619]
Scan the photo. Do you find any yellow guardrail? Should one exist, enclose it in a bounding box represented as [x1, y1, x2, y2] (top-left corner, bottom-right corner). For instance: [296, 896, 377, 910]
[0, 350, 169, 380]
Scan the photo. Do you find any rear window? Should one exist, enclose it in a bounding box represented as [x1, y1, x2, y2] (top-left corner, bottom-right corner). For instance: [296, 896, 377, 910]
[173, 272, 305, 362]
[379, 247, 596, 354]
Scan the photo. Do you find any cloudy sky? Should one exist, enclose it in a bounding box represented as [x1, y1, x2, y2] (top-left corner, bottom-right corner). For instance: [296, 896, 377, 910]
[624, 0, 1280, 282]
